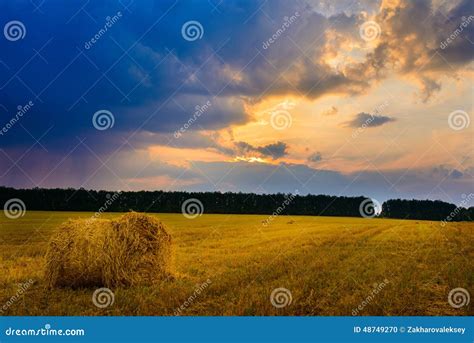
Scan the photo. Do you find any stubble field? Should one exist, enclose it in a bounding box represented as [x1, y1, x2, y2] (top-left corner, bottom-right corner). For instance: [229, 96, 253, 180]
[0, 211, 473, 316]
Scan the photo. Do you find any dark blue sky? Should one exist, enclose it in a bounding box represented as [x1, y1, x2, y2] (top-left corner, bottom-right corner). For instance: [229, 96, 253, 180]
[0, 0, 472, 204]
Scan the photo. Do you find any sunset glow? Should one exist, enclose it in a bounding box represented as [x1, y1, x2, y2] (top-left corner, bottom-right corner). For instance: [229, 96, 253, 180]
[0, 0, 472, 203]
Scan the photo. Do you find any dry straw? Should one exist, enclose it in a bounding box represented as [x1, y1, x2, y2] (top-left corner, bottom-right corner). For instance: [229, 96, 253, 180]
[45, 212, 173, 288]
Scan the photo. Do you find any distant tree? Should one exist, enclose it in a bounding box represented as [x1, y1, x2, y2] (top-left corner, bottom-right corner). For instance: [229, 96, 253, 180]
[380, 199, 471, 221]
[0, 186, 472, 221]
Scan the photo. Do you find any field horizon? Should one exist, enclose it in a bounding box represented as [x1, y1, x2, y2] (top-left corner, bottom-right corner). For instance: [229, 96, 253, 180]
[1, 211, 472, 316]
[2, 186, 473, 223]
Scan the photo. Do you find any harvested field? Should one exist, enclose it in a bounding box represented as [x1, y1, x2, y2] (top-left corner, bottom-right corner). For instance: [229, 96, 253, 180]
[0, 211, 473, 316]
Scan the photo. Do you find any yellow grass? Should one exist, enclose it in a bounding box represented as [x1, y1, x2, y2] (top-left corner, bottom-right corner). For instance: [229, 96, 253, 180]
[0, 211, 473, 316]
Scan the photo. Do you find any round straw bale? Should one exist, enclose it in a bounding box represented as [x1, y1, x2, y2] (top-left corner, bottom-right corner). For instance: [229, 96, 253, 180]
[103, 212, 174, 287]
[44, 212, 173, 288]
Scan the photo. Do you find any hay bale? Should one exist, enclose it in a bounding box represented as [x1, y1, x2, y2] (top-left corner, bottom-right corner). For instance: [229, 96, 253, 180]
[102, 212, 174, 287]
[44, 218, 112, 288]
[44, 212, 173, 288]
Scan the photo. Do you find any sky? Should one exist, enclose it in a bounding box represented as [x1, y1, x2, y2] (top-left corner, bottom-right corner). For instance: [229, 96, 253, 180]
[0, 0, 473, 204]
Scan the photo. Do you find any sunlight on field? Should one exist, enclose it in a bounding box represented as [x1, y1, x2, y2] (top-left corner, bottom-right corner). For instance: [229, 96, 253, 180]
[0, 211, 473, 316]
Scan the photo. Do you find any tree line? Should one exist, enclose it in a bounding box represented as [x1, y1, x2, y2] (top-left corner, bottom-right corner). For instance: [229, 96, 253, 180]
[380, 198, 473, 222]
[0, 186, 472, 221]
